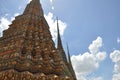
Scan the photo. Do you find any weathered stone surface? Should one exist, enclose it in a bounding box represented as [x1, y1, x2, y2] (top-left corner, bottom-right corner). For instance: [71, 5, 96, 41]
[0, 69, 73, 80]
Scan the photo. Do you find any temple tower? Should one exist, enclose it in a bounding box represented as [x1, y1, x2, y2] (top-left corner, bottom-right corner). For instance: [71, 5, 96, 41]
[0, 0, 76, 80]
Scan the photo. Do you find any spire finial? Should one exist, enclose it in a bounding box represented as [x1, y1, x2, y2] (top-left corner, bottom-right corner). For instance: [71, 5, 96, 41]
[57, 17, 63, 50]
[23, 0, 43, 16]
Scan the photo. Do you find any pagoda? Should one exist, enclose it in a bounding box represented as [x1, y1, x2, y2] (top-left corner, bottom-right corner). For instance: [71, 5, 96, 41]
[0, 0, 76, 80]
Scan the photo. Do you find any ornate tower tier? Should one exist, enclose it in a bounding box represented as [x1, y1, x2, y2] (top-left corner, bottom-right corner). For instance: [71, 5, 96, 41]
[0, 0, 76, 80]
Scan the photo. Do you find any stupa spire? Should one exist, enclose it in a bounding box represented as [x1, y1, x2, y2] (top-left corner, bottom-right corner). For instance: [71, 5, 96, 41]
[67, 43, 77, 80]
[23, 0, 43, 16]
[57, 17, 63, 50]
[67, 43, 72, 64]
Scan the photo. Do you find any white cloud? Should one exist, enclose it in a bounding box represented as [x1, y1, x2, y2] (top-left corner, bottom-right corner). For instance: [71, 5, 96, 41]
[72, 53, 98, 75]
[50, 0, 53, 3]
[117, 37, 120, 44]
[49, 0, 55, 10]
[11, 13, 20, 21]
[28, 0, 32, 3]
[110, 50, 120, 63]
[92, 77, 103, 80]
[110, 50, 120, 80]
[71, 37, 106, 80]
[0, 13, 20, 37]
[96, 51, 106, 62]
[112, 73, 120, 80]
[44, 12, 67, 40]
[52, 6, 54, 10]
[0, 17, 11, 37]
[89, 37, 103, 54]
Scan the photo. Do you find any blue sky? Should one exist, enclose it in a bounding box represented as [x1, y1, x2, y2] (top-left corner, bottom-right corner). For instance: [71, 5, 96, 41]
[0, 0, 120, 80]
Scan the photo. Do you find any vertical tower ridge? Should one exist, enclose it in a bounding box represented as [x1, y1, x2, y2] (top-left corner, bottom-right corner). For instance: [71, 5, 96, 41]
[67, 43, 77, 80]
[67, 43, 72, 64]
